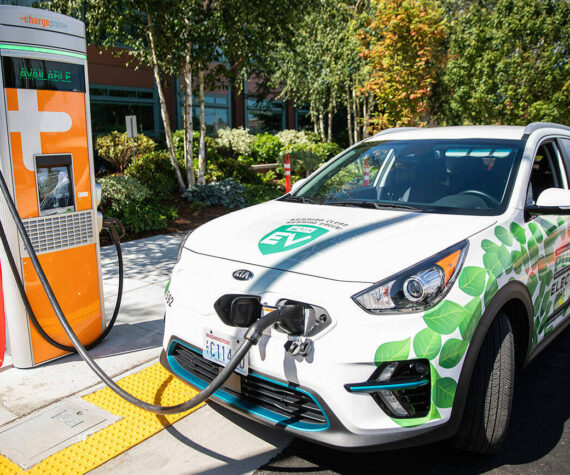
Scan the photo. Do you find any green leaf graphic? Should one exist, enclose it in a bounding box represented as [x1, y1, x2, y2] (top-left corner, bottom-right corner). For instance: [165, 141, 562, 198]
[510, 222, 527, 244]
[392, 403, 441, 427]
[481, 239, 501, 254]
[459, 297, 482, 341]
[538, 218, 557, 237]
[527, 273, 539, 297]
[528, 237, 538, 261]
[498, 245, 512, 273]
[484, 276, 498, 306]
[495, 226, 513, 246]
[433, 377, 457, 408]
[483, 252, 503, 278]
[374, 338, 410, 365]
[413, 328, 442, 360]
[424, 301, 469, 335]
[528, 222, 544, 244]
[458, 266, 487, 296]
[439, 339, 468, 368]
[511, 250, 522, 274]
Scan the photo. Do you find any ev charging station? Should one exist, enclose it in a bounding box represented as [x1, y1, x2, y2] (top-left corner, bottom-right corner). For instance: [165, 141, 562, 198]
[0, 6, 104, 368]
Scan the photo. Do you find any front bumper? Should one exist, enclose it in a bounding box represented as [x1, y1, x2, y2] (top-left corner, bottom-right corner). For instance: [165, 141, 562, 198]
[160, 250, 462, 449]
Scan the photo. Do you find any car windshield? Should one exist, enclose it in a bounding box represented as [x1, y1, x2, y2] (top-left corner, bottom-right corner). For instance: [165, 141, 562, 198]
[287, 139, 524, 215]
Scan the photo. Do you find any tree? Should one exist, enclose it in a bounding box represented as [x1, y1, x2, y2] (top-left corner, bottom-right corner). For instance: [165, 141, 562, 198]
[359, 0, 447, 130]
[438, 0, 570, 125]
[46, 0, 188, 191]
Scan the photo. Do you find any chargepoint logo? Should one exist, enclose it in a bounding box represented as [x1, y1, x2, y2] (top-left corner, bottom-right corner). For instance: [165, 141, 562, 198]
[258, 225, 329, 255]
[19, 15, 68, 31]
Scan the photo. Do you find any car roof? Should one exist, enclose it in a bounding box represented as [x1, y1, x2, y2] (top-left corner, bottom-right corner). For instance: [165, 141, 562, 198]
[367, 123, 570, 142]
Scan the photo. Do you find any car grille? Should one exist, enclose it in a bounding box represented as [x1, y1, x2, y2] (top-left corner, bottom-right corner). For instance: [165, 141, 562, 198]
[170, 342, 327, 427]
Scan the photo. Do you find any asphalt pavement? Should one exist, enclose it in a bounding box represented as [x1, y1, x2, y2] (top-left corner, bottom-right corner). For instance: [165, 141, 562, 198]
[257, 326, 569, 474]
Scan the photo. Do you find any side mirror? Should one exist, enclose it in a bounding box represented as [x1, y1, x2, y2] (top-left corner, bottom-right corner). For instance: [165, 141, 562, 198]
[291, 178, 307, 194]
[526, 188, 570, 215]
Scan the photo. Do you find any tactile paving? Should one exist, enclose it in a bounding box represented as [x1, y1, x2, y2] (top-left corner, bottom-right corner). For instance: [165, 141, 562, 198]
[0, 362, 202, 474]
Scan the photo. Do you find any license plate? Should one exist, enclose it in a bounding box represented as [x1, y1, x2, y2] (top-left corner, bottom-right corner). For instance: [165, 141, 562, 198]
[203, 328, 248, 376]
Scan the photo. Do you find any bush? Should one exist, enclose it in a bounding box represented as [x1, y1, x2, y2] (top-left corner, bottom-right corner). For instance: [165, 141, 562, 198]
[251, 133, 282, 164]
[243, 183, 283, 205]
[276, 129, 313, 147]
[279, 149, 323, 177]
[185, 178, 247, 208]
[125, 151, 179, 198]
[310, 141, 342, 161]
[206, 155, 262, 185]
[95, 132, 156, 172]
[98, 175, 177, 234]
[215, 127, 255, 156]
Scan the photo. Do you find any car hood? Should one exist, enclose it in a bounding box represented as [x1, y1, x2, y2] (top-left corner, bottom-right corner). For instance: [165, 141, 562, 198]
[185, 201, 496, 283]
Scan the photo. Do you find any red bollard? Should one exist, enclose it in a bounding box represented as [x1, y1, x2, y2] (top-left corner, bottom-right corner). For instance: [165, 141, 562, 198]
[363, 157, 370, 186]
[284, 153, 291, 193]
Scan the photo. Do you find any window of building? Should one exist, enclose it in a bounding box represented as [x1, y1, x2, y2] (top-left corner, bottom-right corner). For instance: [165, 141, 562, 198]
[191, 94, 230, 135]
[89, 84, 159, 137]
[246, 98, 285, 133]
[295, 108, 312, 131]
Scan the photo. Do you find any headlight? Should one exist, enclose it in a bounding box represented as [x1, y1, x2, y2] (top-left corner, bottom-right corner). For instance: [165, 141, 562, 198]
[352, 241, 468, 314]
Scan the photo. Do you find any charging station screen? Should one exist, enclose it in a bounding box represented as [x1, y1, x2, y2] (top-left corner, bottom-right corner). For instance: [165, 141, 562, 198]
[2, 56, 85, 93]
[35, 155, 75, 216]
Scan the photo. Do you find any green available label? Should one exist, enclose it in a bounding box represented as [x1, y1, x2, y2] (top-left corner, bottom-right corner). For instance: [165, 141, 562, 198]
[258, 224, 329, 255]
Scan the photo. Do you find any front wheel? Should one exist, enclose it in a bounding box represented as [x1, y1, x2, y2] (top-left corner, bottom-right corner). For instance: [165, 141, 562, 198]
[454, 312, 515, 454]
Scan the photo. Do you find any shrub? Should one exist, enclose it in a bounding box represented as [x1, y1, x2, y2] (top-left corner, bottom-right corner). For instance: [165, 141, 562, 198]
[251, 133, 282, 164]
[276, 129, 313, 147]
[279, 149, 323, 177]
[310, 141, 342, 161]
[185, 178, 247, 209]
[95, 132, 156, 172]
[243, 183, 283, 205]
[215, 127, 255, 156]
[125, 151, 179, 198]
[98, 175, 177, 234]
[206, 156, 262, 185]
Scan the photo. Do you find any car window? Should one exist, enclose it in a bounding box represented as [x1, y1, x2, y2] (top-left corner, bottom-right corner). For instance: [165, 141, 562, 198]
[527, 142, 566, 204]
[559, 138, 570, 179]
[292, 139, 524, 216]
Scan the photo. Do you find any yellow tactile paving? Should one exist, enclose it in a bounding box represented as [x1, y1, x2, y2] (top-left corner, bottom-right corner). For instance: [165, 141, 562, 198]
[0, 363, 202, 474]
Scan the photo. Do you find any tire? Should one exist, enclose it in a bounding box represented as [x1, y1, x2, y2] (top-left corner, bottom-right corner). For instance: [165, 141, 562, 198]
[454, 312, 515, 454]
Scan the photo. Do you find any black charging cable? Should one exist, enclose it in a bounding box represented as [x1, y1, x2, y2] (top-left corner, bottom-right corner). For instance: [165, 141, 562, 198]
[0, 213, 124, 352]
[0, 169, 302, 414]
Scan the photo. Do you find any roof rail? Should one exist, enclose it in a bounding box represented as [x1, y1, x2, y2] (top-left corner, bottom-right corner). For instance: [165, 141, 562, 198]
[372, 127, 422, 137]
[522, 122, 570, 137]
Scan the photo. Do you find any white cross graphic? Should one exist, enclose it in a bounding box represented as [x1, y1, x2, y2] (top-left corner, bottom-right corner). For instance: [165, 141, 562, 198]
[7, 89, 72, 171]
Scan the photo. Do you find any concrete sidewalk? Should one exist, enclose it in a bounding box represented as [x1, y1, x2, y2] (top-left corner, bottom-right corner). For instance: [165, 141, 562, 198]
[0, 234, 291, 473]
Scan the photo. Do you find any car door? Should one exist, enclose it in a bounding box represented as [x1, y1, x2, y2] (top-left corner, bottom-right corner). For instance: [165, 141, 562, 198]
[524, 139, 569, 349]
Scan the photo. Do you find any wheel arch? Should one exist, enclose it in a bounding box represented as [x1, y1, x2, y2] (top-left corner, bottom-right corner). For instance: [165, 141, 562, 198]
[447, 281, 533, 437]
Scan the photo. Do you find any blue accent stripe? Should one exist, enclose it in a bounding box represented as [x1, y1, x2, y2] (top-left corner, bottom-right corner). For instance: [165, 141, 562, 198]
[167, 339, 329, 432]
[346, 379, 429, 393]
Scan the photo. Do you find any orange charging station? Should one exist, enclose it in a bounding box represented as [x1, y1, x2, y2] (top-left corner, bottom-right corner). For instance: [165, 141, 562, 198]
[0, 6, 104, 368]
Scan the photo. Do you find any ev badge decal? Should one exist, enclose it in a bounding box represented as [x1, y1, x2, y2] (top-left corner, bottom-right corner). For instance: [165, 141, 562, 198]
[258, 225, 329, 255]
[233, 269, 254, 281]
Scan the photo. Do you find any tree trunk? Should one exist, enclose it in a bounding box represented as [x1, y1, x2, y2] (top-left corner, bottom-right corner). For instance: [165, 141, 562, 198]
[364, 92, 373, 138]
[183, 51, 195, 188]
[311, 101, 318, 135]
[346, 86, 353, 146]
[327, 90, 334, 143]
[198, 69, 207, 186]
[145, 10, 186, 192]
[352, 87, 359, 143]
[318, 108, 325, 141]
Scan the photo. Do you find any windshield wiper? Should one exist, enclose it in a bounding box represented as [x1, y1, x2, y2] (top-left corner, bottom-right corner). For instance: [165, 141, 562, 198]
[326, 200, 421, 211]
[280, 195, 318, 204]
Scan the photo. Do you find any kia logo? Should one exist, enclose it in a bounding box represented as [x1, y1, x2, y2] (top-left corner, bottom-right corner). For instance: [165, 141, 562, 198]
[232, 269, 254, 281]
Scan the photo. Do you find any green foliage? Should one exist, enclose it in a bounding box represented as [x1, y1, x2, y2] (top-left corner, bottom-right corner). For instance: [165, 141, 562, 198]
[185, 178, 247, 208]
[432, 377, 457, 408]
[439, 0, 570, 125]
[275, 129, 313, 146]
[458, 266, 487, 296]
[206, 156, 262, 184]
[243, 183, 283, 205]
[439, 339, 468, 369]
[251, 133, 282, 163]
[95, 132, 156, 173]
[125, 151, 179, 198]
[215, 127, 255, 156]
[98, 175, 176, 234]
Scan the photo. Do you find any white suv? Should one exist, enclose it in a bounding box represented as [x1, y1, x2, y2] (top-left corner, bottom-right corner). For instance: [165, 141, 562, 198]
[161, 122, 570, 453]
